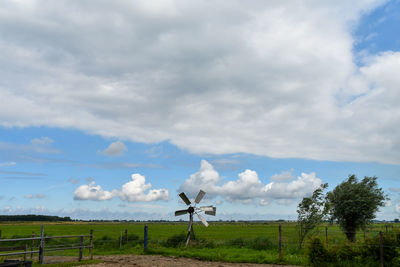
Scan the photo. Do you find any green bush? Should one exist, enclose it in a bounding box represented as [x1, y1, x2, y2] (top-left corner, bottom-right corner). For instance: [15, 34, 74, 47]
[306, 237, 333, 266]
[362, 233, 399, 266]
[336, 243, 359, 262]
[127, 234, 139, 241]
[163, 233, 186, 248]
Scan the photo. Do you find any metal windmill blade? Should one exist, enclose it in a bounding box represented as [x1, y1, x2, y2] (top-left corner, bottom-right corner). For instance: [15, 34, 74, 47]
[194, 190, 206, 203]
[179, 192, 191, 205]
[175, 209, 188, 216]
[174, 189, 217, 246]
[205, 206, 216, 216]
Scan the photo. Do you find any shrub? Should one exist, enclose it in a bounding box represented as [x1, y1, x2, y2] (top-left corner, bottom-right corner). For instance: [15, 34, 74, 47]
[335, 243, 359, 262]
[306, 237, 332, 266]
[127, 234, 139, 241]
[163, 233, 186, 248]
[362, 233, 399, 266]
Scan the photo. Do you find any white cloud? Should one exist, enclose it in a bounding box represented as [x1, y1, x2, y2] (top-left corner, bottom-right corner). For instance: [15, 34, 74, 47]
[0, 0, 398, 164]
[74, 174, 169, 202]
[68, 178, 79, 184]
[73, 181, 114, 201]
[118, 174, 169, 202]
[24, 193, 46, 199]
[3, 206, 12, 212]
[99, 141, 127, 156]
[178, 160, 322, 205]
[0, 161, 16, 167]
[31, 137, 53, 146]
[271, 170, 294, 182]
[178, 160, 220, 197]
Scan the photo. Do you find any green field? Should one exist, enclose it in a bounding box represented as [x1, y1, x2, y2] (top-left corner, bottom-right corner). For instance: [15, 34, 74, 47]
[0, 221, 397, 266]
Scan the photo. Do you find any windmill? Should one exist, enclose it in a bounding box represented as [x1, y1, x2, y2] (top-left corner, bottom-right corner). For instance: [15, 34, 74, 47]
[174, 189, 216, 246]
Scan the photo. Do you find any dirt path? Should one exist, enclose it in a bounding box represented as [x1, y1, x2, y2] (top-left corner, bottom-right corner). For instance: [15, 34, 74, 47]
[75, 255, 303, 267]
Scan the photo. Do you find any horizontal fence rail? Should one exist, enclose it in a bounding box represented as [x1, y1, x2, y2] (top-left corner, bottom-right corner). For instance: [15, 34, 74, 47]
[0, 225, 93, 264]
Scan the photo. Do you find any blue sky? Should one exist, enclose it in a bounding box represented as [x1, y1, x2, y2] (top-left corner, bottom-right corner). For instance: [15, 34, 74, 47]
[1, 0, 400, 221]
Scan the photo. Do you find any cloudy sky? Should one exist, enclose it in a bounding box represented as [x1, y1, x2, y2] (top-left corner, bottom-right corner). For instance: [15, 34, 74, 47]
[1, 0, 400, 221]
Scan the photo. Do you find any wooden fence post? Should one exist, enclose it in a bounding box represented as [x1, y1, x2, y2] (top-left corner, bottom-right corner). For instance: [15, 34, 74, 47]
[144, 225, 148, 251]
[31, 232, 35, 259]
[89, 230, 93, 260]
[39, 224, 44, 264]
[0, 229, 2, 239]
[24, 243, 27, 261]
[379, 231, 384, 267]
[79, 236, 83, 261]
[125, 229, 128, 243]
[119, 232, 122, 249]
[278, 224, 282, 261]
[325, 226, 328, 247]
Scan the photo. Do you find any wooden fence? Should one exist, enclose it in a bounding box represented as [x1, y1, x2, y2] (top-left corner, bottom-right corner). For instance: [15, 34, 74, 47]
[0, 225, 93, 264]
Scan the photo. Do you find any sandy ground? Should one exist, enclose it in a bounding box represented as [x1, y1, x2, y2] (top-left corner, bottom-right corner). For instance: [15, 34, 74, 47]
[61, 255, 302, 267]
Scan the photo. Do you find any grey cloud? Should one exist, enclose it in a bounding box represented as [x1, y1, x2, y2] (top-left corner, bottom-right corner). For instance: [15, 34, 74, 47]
[2, 176, 45, 180]
[80, 162, 163, 169]
[0, 161, 16, 167]
[0, 0, 398, 164]
[68, 178, 79, 185]
[24, 194, 46, 199]
[99, 141, 127, 156]
[0, 141, 60, 155]
[0, 170, 46, 176]
[389, 187, 400, 193]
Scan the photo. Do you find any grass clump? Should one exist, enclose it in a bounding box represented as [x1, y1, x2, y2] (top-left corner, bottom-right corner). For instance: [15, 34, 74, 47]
[162, 233, 186, 248]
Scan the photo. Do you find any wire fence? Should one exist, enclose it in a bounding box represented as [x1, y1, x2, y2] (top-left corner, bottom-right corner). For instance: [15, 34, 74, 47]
[0, 225, 93, 265]
[0, 222, 399, 266]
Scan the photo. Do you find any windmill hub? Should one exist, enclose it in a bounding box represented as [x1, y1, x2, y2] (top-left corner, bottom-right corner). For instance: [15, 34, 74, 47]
[174, 189, 217, 246]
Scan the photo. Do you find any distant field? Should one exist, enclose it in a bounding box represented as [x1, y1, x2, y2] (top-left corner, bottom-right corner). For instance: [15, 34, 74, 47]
[0, 221, 396, 266]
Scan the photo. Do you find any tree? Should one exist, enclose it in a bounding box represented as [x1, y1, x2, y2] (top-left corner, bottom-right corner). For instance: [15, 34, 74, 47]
[326, 175, 387, 242]
[297, 183, 328, 248]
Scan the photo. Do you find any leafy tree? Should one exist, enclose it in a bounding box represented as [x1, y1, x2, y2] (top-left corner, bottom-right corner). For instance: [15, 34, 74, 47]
[326, 175, 387, 242]
[297, 183, 328, 248]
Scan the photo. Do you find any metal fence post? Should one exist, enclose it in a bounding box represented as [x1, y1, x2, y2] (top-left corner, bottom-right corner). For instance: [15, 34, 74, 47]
[79, 236, 83, 261]
[379, 231, 384, 267]
[144, 225, 148, 251]
[39, 224, 44, 264]
[278, 224, 282, 261]
[89, 230, 93, 260]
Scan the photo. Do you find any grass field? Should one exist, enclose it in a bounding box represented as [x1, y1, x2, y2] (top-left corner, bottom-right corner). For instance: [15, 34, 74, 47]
[0, 221, 397, 266]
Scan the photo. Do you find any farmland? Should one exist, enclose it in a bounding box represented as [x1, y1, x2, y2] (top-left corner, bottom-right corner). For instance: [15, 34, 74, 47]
[0, 221, 397, 266]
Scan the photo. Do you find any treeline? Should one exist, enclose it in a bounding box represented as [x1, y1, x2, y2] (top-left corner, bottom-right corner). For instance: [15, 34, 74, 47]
[0, 215, 72, 222]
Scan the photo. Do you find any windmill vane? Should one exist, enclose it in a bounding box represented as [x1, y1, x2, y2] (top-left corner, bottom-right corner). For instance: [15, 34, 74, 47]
[174, 189, 216, 246]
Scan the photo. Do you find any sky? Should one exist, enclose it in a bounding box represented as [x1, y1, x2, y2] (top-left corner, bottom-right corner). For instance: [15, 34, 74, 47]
[1, 0, 400, 221]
